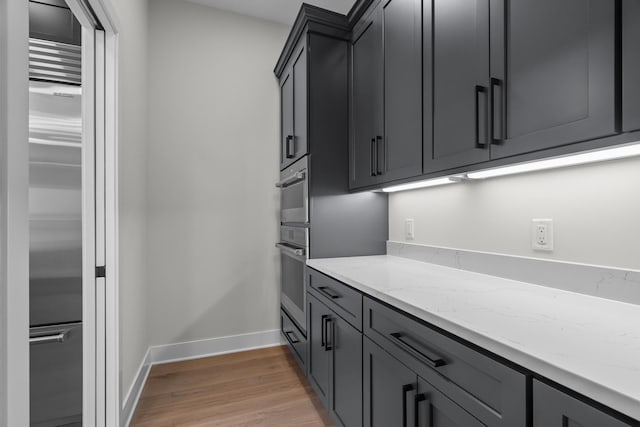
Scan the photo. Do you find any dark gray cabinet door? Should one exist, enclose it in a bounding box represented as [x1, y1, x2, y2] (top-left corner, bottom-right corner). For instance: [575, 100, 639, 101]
[382, 0, 423, 182]
[292, 44, 308, 161]
[280, 43, 308, 170]
[427, 0, 491, 173]
[623, 0, 640, 132]
[280, 70, 294, 170]
[350, 8, 383, 189]
[533, 381, 631, 427]
[416, 377, 485, 427]
[363, 337, 417, 427]
[308, 294, 332, 408]
[329, 314, 362, 427]
[491, 0, 616, 158]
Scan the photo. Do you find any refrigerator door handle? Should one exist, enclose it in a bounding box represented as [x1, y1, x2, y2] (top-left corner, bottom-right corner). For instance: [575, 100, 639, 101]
[29, 331, 68, 345]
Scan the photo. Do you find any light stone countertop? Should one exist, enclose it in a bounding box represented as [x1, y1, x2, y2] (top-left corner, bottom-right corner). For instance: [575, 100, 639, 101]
[306, 255, 640, 422]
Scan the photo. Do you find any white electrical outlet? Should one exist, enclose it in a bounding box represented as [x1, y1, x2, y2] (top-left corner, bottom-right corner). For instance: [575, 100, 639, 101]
[531, 219, 554, 251]
[405, 219, 415, 240]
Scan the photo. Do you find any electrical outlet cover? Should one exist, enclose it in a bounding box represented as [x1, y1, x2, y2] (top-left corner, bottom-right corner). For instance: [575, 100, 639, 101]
[531, 219, 554, 251]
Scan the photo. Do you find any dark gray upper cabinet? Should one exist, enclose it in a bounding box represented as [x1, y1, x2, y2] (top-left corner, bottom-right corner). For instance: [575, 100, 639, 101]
[490, 0, 617, 159]
[279, 41, 308, 170]
[351, 6, 384, 189]
[426, 0, 491, 173]
[382, 0, 423, 182]
[533, 381, 633, 427]
[308, 293, 362, 427]
[350, 0, 423, 189]
[623, 0, 640, 132]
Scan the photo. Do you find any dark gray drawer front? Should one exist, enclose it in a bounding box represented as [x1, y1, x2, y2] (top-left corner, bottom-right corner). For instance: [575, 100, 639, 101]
[308, 268, 362, 330]
[364, 296, 526, 427]
[281, 309, 306, 372]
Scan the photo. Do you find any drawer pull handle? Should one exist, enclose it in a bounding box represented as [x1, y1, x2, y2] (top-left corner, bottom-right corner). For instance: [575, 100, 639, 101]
[414, 393, 428, 427]
[284, 330, 300, 344]
[318, 286, 341, 299]
[402, 383, 415, 427]
[391, 332, 447, 368]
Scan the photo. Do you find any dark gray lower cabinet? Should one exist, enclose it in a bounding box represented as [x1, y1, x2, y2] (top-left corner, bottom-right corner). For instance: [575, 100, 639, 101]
[533, 380, 632, 427]
[308, 293, 362, 427]
[364, 337, 484, 427]
[280, 309, 306, 372]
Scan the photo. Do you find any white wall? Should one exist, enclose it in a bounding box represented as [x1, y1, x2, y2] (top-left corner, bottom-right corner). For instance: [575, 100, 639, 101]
[109, 0, 151, 408]
[146, 0, 288, 346]
[389, 156, 640, 270]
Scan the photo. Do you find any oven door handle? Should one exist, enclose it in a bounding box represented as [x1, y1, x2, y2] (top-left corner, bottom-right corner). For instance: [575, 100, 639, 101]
[275, 171, 306, 188]
[275, 242, 306, 257]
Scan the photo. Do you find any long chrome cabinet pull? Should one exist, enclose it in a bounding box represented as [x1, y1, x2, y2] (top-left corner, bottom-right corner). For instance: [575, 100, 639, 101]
[402, 383, 416, 427]
[29, 332, 67, 345]
[390, 332, 447, 368]
[275, 171, 305, 188]
[275, 242, 305, 257]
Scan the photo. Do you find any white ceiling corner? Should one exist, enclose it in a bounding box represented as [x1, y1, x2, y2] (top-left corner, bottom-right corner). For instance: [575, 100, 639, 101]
[183, 0, 356, 26]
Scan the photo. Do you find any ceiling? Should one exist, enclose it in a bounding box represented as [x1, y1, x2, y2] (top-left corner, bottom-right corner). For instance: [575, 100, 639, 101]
[184, 0, 357, 26]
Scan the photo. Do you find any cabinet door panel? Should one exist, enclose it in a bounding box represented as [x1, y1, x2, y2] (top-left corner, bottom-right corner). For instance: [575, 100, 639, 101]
[623, 0, 640, 132]
[292, 45, 308, 160]
[417, 377, 485, 427]
[308, 294, 331, 407]
[351, 9, 383, 189]
[383, 0, 423, 182]
[492, 0, 616, 158]
[364, 337, 416, 427]
[280, 70, 294, 170]
[533, 381, 630, 427]
[428, 0, 491, 173]
[330, 315, 362, 427]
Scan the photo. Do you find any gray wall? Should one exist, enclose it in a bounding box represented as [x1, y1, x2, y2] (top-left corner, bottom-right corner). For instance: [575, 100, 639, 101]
[110, 0, 151, 409]
[390, 156, 640, 270]
[146, 0, 288, 346]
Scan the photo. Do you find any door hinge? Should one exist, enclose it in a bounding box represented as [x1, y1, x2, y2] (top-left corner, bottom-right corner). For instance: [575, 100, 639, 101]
[96, 266, 106, 278]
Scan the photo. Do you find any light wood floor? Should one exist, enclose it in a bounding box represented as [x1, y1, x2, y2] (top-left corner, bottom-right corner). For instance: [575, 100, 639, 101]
[130, 345, 334, 426]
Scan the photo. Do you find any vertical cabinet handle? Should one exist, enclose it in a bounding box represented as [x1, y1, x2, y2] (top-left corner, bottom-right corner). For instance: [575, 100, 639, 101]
[376, 135, 384, 176]
[324, 317, 334, 351]
[402, 383, 416, 427]
[490, 78, 504, 144]
[414, 393, 428, 427]
[370, 138, 377, 177]
[475, 85, 488, 148]
[320, 314, 329, 349]
[285, 135, 295, 158]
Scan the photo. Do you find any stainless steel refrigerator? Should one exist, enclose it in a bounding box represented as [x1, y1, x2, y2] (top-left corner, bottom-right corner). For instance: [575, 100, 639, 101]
[28, 37, 83, 426]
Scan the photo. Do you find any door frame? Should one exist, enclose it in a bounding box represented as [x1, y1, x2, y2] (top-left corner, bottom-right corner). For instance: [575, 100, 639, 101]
[0, 0, 120, 425]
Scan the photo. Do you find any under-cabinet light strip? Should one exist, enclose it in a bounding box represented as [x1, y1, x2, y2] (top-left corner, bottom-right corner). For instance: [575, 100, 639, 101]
[380, 142, 640, 193]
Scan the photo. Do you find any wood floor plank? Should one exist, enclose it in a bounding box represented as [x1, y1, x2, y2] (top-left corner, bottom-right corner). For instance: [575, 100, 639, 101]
[130, 345, 334, 426]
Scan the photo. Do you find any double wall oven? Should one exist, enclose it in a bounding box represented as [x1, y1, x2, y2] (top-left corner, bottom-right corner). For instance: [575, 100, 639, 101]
[276, 157, 308, 335]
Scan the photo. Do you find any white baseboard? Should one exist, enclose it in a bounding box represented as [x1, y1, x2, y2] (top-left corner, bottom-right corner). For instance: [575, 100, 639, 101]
[120, 329, 284, 426]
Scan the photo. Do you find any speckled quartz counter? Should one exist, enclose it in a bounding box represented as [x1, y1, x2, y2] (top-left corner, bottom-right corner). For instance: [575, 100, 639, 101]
[306, 255, 640, 421]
